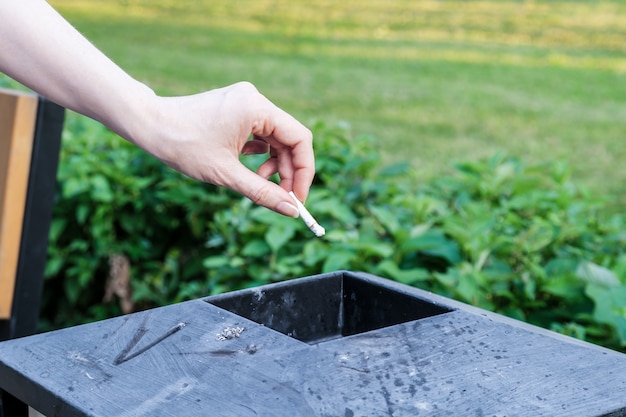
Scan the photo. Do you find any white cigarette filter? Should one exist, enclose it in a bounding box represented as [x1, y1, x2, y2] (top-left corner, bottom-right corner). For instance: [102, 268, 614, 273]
[289, 192, 326, 237]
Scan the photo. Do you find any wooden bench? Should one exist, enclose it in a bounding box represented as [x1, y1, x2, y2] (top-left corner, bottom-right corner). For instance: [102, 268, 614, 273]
[0, 88, 65, 417]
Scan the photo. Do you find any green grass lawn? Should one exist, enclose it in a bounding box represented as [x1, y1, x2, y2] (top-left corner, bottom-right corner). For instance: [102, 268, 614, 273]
[18, 1, 626, 210]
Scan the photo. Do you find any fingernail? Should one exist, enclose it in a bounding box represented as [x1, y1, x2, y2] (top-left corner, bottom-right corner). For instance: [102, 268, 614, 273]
[277, 202, 299, 218]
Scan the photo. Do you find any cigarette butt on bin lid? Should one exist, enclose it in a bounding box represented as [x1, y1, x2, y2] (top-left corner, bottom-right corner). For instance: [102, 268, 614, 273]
[289, 191, 326, 237]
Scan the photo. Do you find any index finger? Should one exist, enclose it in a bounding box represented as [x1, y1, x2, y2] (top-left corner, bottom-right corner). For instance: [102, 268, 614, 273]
[254, 104, 315, 201]
[286, 139, 315, 202]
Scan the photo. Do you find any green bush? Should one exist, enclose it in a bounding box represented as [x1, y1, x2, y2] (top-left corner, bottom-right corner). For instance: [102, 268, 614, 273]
[43, 115, 626, 352]
[42, 114, 235, 327]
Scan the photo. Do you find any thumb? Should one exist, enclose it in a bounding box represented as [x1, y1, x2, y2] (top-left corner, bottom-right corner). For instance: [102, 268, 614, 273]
[226, 162, 300, 218]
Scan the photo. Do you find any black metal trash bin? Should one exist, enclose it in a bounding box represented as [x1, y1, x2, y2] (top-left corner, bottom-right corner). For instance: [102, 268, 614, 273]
[1, 271, 626, 416]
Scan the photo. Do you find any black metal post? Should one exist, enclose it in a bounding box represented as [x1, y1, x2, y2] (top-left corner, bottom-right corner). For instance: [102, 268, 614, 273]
[0, 97, 64, 417]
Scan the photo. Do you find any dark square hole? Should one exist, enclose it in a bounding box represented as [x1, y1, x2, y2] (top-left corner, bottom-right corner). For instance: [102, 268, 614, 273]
[206, 272, 453, 344]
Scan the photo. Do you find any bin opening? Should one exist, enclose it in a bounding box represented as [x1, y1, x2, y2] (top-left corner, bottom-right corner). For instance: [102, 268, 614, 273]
[206, 272, 453, 344]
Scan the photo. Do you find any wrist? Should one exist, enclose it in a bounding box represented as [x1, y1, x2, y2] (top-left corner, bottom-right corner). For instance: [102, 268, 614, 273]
[122, 91, 189, 175]
[110, 82, 158, 148]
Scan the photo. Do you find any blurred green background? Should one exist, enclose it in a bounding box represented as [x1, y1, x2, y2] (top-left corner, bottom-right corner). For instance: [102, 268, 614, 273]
[2, 0, 625, 349]
[47, 0, 626, 211]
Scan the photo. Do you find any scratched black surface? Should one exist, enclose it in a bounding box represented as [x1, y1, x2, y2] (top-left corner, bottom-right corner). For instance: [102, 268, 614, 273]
[1, 272, 626, 417]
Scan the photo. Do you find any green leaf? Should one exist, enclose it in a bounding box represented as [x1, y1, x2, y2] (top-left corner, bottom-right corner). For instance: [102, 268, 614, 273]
[203, 256, 230, 269]
[48, 218, 67, 243]
[313, 198, 357, 226]
[518, 219, 554, 253]
[322, 250, 356, 273]
[369, 205, 400, 234]
[303, 240, 330, 266]
[457, 270, 480, 304]
[576, 261, 620, 287]
[586, 283, 626, 344]
[354, 240, 394, 258]
[400, 230, 461, 264]
[543, 275, 583, 299]
[62, 177, 89, 198]
[44, 256, 64, 277]
[376, 259, 429, 285]
[242, 239, 270, 257]
[265, 222, 296, 253]
[90, 175, 114, 202]
[230, 256, 245, 268]
[64, 277, 81, 305]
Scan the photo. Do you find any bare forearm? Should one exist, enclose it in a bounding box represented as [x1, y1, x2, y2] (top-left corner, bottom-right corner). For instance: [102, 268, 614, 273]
[0, 0, 315, 217]
[0, 0, 154, 143]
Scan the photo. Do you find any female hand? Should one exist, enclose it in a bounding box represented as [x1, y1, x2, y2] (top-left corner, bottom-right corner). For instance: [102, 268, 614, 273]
[137, 82, 314, 217]
[0, 0, 315, 217]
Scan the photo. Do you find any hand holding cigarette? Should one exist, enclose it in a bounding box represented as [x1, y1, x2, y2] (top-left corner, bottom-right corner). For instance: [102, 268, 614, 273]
[0, 1, 315, 219]
[289, 192, 326, 237]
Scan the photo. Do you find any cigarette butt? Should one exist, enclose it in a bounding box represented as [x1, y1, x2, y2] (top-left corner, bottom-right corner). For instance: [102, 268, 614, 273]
[289, 192, 326, 237]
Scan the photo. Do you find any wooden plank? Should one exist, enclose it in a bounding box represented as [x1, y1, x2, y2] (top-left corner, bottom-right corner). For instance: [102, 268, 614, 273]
[0, 89, 38, 319]
[2, 97, 65, 340]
